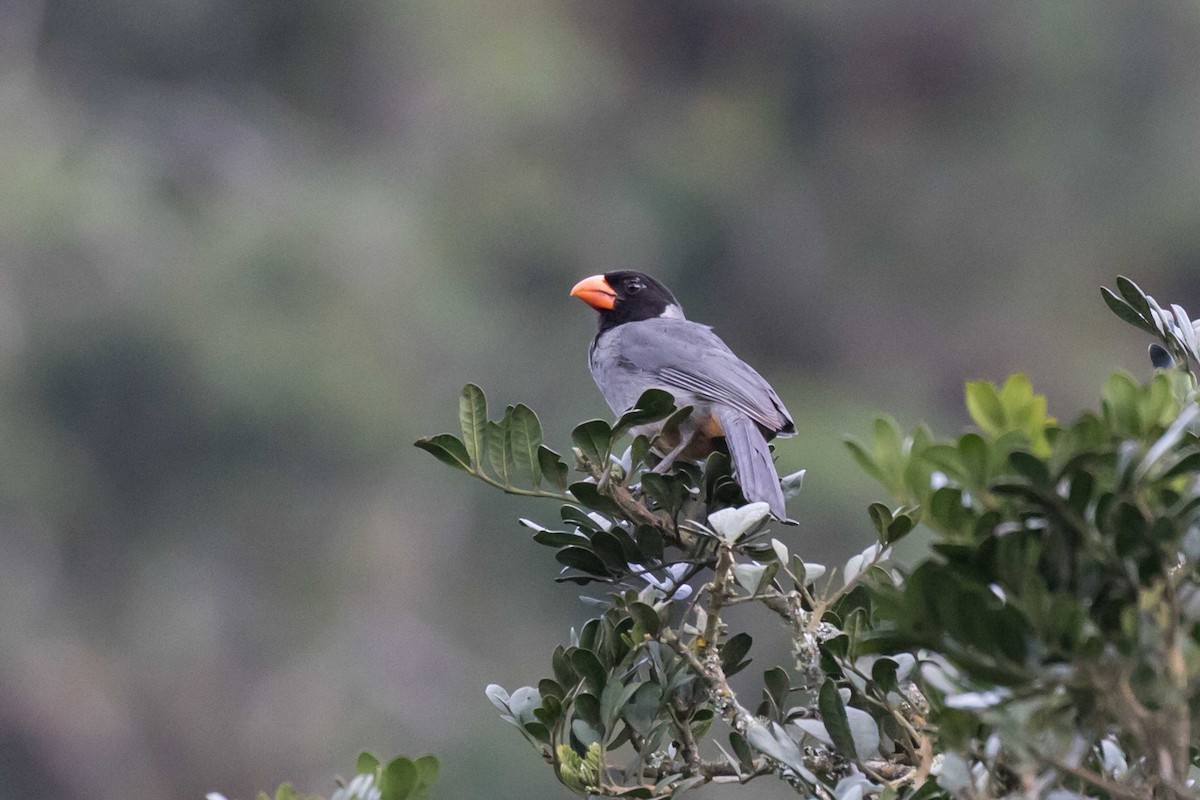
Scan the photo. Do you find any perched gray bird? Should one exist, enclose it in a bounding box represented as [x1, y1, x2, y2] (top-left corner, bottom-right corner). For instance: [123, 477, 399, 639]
[570, 271, 794, 518]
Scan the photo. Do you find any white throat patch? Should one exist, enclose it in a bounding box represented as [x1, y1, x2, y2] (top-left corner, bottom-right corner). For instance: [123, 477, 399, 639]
[659, 303, 686, 320]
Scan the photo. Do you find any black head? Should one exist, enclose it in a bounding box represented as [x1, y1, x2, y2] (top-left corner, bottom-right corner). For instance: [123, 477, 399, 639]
[570, 271, 683, 333]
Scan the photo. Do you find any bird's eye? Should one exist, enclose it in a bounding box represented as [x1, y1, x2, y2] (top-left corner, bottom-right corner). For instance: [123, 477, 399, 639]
[625, 280, 643, 295]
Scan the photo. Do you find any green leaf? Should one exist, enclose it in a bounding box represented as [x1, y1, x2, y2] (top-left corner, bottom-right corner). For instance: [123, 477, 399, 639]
[656, 404, 695, 454]
[1116, 275, 1154, 322]
[458, 384, 488, 467]
[870, 658, 899, 694]
[414, 434, 472, 472]
[958, 433, 989, 487]
[601, 679, 643, 730]
[571, 718, 604, 748]
[538, 445, 570, 490]
[886, 513, 915, 545]
[871, 417, 904, 478]
[414, 755, 439, 787]
[627, 602, 661, 636]
[763, 667, 789, 716]
[570, 649, 607, 694]
[486, 414, 512, 484]
[1103, 286, 1156, 333]
[1161, 451, 1200, 482]
[613, 389, 677, 438]
[538, 678, 565, 702]
[379, 756, 419, 800]
[590, 531, 628, 570]
[633, 525, 664, 561]
[1102, 373, 1141, 435]
[720, 633, 753, 674]
[845, 439, 886, 485]
[641, 472, 686, 517]
[573, 419, 613, 467]
[509, 404, 543, 485]
[630, 434, 653, 470]
[552, 646, 578, 688]
[568, 482, 622, 515]
[729, 731, 755, 772]
[965, 380, 1006, 435]
[555, 546, 610, 577]
[818, 680, 858, 760]
[356, 751, 380, 776]
[867, 503, 892, 537]
[623, 682, 663, 734]
[1008, 450, 1050, 485]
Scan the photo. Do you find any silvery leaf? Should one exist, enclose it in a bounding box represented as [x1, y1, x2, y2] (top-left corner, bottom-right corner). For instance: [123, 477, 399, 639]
[708, 502, 772, 542]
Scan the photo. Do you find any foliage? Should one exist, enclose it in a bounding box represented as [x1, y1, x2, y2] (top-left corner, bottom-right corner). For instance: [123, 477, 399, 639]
[206, 752, 438, 800]
[416, 276, 1200, 799]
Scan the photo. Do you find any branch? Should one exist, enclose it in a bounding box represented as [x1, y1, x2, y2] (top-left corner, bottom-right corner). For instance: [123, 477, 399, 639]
[1032, 753, 1151, 800]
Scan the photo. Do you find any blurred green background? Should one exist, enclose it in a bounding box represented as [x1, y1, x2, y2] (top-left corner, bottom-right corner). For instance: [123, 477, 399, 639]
[3, 2, 1200, 798]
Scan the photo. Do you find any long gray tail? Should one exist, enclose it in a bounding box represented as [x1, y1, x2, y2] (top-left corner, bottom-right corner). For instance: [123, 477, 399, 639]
[717, 407, 786, 519]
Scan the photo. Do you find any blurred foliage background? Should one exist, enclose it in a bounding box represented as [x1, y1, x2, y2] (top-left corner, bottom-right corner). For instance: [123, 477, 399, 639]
[2, 2, 1200, 799]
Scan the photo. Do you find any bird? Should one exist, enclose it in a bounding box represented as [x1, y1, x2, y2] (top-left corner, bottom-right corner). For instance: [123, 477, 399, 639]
[570, 270, 794, 519]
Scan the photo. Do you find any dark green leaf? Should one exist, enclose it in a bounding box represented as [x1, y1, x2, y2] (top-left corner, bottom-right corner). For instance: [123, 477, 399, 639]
[656, 405, 695, 453]
[818, 680, 858, 760]
[552, 646, 578, 689]
[958, 433, 988, 487]
[886, 514, 916, 545]
[720, 632, 753, 675]
[634, 525, 664, 561]
[641, 472, 686, 517]
[570, 649, 607, 694]
[573, 692, 601, 726]
[870, 658, 899, 695]
[538, 445, 570, 490]
[867, 503, 892, 537]
[414, 434, 472, 472]
[623, 682, 663, 734]
[1008, 451, 1050, 485]
[590, 531, 628, 570]
[509, 404, 542, 485]
[1161, 451, 1200, 482]
[532, 529, 588, 548]
[523, 720, 550, 744]
[729, 731, 755, 772]
[555, 546, 611, 577]
[763, 667, 789, 717]
[561, 505, 602, 531]
[572, 419, 613, 467]
[613, 389, 677, 438]
[627, 602, 661, 636]
[538, 678, 565, 701]
[630, 435, 653, 470]
[569, 482, 622, 515]
[1116, 275, 1154, 322]
[601, 680, 643, 730]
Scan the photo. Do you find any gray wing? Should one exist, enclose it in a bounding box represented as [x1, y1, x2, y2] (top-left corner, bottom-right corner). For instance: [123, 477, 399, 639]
[590, 317, 794, 435]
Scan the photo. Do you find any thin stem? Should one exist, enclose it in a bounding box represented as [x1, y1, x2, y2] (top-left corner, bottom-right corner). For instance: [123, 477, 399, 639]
[1032, 754, 1150, 800]
[471, 469, 573, 501]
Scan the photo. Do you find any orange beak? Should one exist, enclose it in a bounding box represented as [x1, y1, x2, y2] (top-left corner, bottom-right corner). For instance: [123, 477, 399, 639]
[570, 274, 617, 311]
